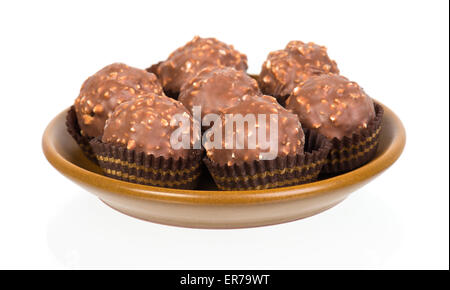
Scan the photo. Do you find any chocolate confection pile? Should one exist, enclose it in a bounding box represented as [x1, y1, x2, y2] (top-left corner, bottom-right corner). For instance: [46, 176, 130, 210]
[67, 36, 382, 190]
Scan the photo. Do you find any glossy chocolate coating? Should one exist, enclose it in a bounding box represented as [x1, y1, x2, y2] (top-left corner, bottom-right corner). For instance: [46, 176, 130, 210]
[154, 36, 248, 95]
[285, 74, 375, 140]
[102, 93, 192, 159]
[74, 63, 163, 137]
[206, 95, 305, 166]
[259, 41, 339, 99]
[178, 67, 260, 116]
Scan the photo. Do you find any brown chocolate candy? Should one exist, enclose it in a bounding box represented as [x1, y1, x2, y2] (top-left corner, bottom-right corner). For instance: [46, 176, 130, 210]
[74, 63, 163, 137]
[206, 95, 305, 166]
[259, 41, 339, 101]
[102, 93, 193, 159]
[285, 74, 375, 140]
[178, 66, 260, 117]
[154, 36, 248, 96]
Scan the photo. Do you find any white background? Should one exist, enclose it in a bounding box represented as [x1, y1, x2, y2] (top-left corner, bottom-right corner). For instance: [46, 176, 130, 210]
[0, 0, 448, 269]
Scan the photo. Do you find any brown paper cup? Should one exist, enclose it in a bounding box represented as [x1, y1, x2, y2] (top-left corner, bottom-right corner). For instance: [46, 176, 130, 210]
[321, 102, 384, 174]
[203, 129, 332, 191]
[66, 106, 97, 162]
[90, 138, 203, 189]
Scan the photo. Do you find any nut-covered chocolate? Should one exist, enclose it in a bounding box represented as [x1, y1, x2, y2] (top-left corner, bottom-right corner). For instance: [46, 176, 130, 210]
[285, 74, 375, 140]
[154, 36, 248, 96]
[75, 63, 163, 137]
[206, 95, 305, 166]
[178, 66, 260, 116]
[259, 41, 339, 100]
[102, 93, 193, 159]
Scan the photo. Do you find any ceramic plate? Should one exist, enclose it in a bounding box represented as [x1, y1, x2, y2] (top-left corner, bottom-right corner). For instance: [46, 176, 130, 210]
[42, 101, 405, 228]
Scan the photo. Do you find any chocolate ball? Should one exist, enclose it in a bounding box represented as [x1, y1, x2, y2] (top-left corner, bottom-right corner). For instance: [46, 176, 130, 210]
[259, 41, 339, 101]
[178, 67, 260, 117]
[285, 74, 375, 140]
[206, 95, 305, 166]
[102, 93, 193, 159]
[74, 63, 163, 138]
[154, 36, 248, 96]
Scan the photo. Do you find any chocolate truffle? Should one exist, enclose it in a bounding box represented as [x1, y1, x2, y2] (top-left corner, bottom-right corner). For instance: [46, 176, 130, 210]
[75, 63, 163, 138]
[259, 41, 339, 101]
[206, 95, 305, 166]
[102, 93, 193, 159]
[178, 66, 260, 116]
[285, 74, 375, 140]
[153, 36, 248, 96]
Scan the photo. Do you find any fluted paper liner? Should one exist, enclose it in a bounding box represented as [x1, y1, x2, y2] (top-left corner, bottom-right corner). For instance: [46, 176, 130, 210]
[66, 106, 97, 162]
[321, 102, 384, 174]
[90, 138, 203, 189]
[203, 129, 332, 191]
